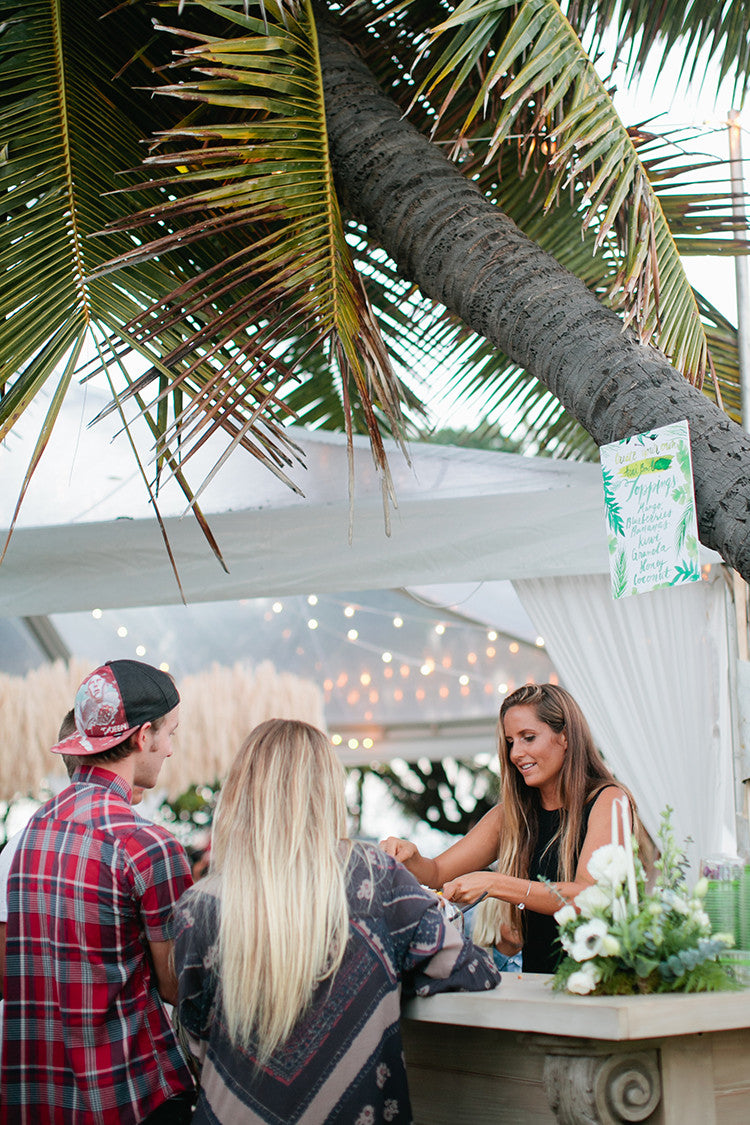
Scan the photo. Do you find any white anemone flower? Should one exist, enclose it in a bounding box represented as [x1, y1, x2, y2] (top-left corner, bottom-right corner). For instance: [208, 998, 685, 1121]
[570, 918, 609, 962]
[575, 884, 611, 917]
[566, 961, 601, 995]
[586, 844, 630, 888]
[554, 904, 577, 927]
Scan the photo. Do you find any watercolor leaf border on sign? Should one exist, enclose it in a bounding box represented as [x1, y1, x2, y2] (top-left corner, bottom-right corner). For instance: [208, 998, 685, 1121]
[613, 548, 628, 598]
[602, 467, 625, 536]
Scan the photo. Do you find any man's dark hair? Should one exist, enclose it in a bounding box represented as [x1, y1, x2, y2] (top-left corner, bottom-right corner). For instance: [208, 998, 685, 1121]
[58, 710, 79, 780]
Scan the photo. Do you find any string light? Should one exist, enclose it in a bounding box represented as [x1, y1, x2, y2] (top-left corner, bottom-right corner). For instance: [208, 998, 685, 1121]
[159, 662, 170, 672]
[83, 593, 552, 734]
[331, 734, 343, 745]
[362, 738, 374, 750]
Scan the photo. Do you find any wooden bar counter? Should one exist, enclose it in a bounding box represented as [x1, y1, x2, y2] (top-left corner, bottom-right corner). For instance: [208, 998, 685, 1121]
[402, 973, 750, 1124]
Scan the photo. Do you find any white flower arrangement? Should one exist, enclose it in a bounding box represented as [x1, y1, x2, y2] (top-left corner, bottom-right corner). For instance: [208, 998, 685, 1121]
[552, 803, 737, 996]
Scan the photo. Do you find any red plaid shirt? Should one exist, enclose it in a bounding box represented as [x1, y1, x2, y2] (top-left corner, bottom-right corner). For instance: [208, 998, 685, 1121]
[0, 767, 194, 1124]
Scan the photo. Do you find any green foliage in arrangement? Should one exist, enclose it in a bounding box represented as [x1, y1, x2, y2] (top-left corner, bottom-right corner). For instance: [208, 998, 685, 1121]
[552, 807, 739, 995]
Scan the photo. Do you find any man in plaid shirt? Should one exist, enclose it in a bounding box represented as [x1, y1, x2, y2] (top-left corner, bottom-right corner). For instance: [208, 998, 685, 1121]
[0, 660, 195, 1124]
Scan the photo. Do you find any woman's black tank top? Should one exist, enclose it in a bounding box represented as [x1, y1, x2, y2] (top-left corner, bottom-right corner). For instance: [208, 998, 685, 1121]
[522, 791, 604, 974]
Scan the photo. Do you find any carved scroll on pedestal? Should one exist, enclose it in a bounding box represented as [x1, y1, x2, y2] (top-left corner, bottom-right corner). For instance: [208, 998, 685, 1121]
[543, 1050, 661, 1125]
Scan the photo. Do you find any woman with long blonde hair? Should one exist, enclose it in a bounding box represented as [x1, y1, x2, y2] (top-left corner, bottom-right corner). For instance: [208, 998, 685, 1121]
[173, 718, 500, 1123]
[382, 684, 643, 974]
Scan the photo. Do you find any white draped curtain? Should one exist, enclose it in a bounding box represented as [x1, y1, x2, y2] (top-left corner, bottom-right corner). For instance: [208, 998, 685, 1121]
[513, 572, 737, 869]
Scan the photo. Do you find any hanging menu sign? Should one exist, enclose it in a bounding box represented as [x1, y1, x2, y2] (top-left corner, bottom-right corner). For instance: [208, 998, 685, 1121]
[600, 420, 700, 599]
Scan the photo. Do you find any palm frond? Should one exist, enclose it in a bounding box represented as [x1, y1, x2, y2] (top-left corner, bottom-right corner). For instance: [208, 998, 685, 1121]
[0, 0, 272, 556]
[573, 0, 750, 105]
[98, 0, 412, 520]
[407, 0, 721, 386]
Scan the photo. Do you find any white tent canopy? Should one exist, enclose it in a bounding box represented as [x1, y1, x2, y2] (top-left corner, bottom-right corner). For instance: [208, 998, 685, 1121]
[0, 390, 740, 864]
[0, 417, 611, 616]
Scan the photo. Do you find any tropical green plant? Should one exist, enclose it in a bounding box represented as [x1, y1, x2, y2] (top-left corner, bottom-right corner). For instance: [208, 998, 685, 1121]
[2, 0, 750, 577]
[347, 756, 499, 837]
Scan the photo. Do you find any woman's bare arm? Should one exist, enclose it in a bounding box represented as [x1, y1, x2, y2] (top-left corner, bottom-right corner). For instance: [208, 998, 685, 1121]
[443, 787, 627, 915]
[380, 804, 504, 888]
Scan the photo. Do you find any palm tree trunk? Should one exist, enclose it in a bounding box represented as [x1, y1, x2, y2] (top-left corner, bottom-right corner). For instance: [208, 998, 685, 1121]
[318, 22, 750, 582]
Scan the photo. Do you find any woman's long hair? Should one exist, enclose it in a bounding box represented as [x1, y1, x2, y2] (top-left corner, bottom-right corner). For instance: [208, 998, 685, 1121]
[201, 718, 351, 1060]
[474, 683, 637, 946]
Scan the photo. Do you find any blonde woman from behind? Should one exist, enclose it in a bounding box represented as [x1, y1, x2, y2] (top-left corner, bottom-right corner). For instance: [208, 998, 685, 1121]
[173, 718, 501, 1124]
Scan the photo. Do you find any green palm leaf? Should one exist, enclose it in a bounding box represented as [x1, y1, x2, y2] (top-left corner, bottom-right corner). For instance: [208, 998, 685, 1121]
[408, 0, 717, 385]
[97, 0, 410, 520]
[578, 0, 750, 104]
[0, 0, 273, 567]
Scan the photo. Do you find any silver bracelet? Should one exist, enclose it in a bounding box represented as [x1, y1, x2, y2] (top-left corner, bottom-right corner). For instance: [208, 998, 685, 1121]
[517, 881, 532, 911]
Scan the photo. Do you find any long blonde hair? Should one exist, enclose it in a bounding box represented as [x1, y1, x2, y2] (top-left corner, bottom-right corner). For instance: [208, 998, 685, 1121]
[474, 684, 637, 946]
[201, 718, 351, 1060]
